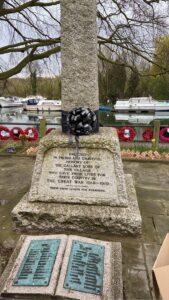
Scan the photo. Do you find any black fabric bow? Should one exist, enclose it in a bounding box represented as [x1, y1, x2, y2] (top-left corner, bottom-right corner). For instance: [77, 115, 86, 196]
[67, 107, 97, 136]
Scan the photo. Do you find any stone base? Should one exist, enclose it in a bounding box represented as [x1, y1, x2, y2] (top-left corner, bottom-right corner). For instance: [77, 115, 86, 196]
[12, 174, 142, 236]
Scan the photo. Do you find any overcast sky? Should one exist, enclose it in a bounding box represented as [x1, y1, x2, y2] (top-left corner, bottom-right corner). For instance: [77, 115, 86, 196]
[0, 1, 169, 78]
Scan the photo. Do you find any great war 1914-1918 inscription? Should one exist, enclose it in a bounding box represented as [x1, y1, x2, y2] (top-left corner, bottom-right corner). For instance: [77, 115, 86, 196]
[28, 129, 129, 208]
[37, 147, 119, 206]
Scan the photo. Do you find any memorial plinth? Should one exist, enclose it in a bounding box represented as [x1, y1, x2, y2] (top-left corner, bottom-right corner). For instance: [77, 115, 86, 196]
[12, 128, 142, 235]
[0, 235, 123, 300]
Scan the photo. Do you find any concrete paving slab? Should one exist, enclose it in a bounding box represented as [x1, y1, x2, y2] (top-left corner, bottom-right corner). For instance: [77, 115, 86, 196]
[123, 269, 151, 300]
[142, 217, 158, 243]
[124, 161, 169, 191]
[143, 243, 162, 300]
[122, 240, 145, 270]
[153, 215, 169, 244]
[0, 157, 34, 245]
[163, 201, 169, 215]
[138, 196, 166, 216]
[136, 187, 169, 203]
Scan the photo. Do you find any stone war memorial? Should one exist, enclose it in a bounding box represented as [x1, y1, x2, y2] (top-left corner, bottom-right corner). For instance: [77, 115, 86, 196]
[0, 0, 142, 299]
[11, 0, 142, 236]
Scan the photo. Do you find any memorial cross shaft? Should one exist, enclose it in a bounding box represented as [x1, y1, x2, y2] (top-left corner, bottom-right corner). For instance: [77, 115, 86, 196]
[61, 0, 99, 132]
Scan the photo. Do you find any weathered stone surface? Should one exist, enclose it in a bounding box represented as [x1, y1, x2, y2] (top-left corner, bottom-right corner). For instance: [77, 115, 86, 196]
[29, 128, 128, 207]
[1, 235, 67, 297]
[56, 235, 122, 300]
[12, 128, 142, 235]
[38, 147, 121, 206]
[12, 174, 141, 236]
[61, 0, 99, 111]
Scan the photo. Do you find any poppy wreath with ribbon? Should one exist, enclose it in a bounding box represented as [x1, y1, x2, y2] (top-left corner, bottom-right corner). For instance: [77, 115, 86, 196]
[142, 129, 153, 141]
[159, 127, 169, 142]
[10, 127, 24, 141]
[119, 126, 136, 142]
[24, 127, 38, 141]
[45, 128, 55, 135]
[67, 107, 97, 136]
[0, 126, 10, 140]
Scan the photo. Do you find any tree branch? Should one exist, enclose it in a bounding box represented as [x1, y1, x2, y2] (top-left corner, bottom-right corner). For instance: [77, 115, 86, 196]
[0, 46, 60, 80]
[0, 0, 60, 17]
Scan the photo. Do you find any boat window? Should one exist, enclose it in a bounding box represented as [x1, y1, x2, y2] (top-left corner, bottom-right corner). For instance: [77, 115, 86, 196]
[27, 99, 39, 105]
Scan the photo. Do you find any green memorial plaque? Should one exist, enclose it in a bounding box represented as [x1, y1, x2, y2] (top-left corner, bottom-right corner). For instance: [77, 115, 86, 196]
[13, 239, 60, 286]
[64, 240, 105, 295]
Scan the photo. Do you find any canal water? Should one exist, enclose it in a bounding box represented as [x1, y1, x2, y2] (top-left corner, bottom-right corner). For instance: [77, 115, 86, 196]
[1, 107, 169, 127]
[0, 108, 61, 130]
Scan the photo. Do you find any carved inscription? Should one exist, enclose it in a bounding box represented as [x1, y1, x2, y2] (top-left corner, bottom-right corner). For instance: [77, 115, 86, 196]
[38, 148, 118, 204]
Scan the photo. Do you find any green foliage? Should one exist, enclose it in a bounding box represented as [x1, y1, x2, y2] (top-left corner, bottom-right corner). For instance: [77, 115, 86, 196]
[0, 140, 23, 153]
[149, 75, 169, 100]
[1, 76, 61, 99]
[99, 59, 127, 103]
[39, 118, 47, 137]
[30, 70, 37, 96]
[121, 144, 151, 152]
[153, 36, 169, 73]
[147, 36, 169, 100]
[125, 70, 140, 98]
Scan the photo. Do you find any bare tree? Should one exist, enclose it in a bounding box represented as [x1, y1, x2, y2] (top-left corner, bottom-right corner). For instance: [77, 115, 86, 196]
[0, 0, 168, 80]
[0, 0, 61, 80]
[97, 0, 169, 74]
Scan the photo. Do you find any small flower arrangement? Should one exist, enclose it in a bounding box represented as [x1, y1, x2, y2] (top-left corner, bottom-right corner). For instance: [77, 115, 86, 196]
[121, 149, 169, 160]
[26, 146, 38, 155]
[19, 133, 29, 146]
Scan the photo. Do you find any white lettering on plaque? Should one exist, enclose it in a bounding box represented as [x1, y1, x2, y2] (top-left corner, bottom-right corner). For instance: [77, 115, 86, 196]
[38, 148, 119, 205]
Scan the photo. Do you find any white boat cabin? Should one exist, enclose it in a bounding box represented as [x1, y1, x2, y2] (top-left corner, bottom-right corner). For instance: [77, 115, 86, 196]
[114, 97, 169, 112]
